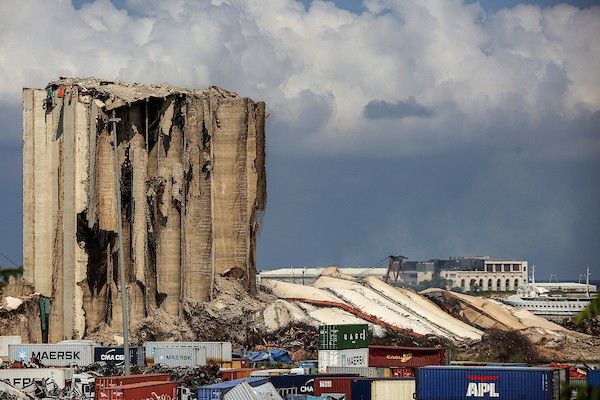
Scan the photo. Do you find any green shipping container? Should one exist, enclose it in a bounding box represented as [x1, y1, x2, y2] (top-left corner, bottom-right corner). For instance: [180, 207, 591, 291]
[319, 324, 369, 350]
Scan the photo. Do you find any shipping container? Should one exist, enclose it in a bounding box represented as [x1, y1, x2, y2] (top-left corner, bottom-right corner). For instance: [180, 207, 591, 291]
[0, 336, 21, 359]
[0, 368, 73, 393]
[319, 324, 369, 350]
[220, 358, 250, 369]
[269, 373, 359, 398]
[154, 346, 207, 368]
[390, 367, 414, 378]
[326, 366, 387, 378]
[298, 360, 318, 370]
[102, 380, 177, 400]
[95, 373, 172, 399]
[198, 377, 270, 400]
[8, 343, 95, 367]
[588, 370, 600, 400]
[589, 370, 600, 387]
[94, 346, 145, 367]
[220, 368, 259, 381]
[314, 376, 374, 400]
[224, 381, 283, 400]
[415, 366, 562, 400]
[451, 361, 529, 367]
[318, 349, 369, 372]
[351, 378, 415, 400]
[144, 341, 232, 363]
[368, 346, 448, 368]
[250, 368, 290, 377]
[59, 339, 104, 346]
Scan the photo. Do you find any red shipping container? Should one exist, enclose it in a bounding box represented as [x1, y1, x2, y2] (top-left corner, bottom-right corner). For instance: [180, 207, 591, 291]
[103, 381, 177, 400]
[95, 373, 172, 399]
[367, 346, 448, 368]
[220, 368, 258, 381]
[391, 367, 415, 377]
[314, 377, 372, 400]
[238, 358, 250, 368]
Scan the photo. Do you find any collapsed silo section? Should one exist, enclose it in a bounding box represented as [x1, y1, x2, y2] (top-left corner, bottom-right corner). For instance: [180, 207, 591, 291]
[22, 78, 267, 341]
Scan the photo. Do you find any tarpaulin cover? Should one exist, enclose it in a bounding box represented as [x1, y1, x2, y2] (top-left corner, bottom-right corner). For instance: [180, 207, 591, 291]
[246, 350, 292, 363]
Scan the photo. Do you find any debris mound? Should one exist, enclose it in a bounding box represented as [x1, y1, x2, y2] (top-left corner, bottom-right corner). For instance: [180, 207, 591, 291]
[456, 329, 551, 363]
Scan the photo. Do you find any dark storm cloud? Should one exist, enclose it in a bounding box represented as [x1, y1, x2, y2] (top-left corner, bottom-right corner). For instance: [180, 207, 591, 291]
[363, 97, 434, 120]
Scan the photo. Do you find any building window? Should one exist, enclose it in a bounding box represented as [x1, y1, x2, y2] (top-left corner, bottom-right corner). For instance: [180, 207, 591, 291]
[488, 279, 493, 291]
[497, 279, 502, 291]
[505, 279, 511, 290]
[514, 279, 519, 289]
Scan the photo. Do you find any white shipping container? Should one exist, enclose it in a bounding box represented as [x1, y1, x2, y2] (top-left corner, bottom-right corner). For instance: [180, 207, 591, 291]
[318, 349, 340, 373]
[0, 336, 21, 358]
[154, 347, 207, 368]
[0, 368, 74, 393]
[326, 366, 387, 377]
[371, 379, 415, 400]
[8, 344, 96, 367]
[339, 348, 369, 368]
[144, 341, 232, 363]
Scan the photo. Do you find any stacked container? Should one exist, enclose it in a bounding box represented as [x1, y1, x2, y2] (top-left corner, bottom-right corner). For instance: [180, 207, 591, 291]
[368, 345, 449, 377]
[326, 366, 389, 378]
[0, 336, 21, 361]
[318, 324, 369, 372]
[154, 347, 207, 368]
[101, 381, 177, 400]
[352, 378, 416, 400]
[269, 373, 358, 398]
[0, 368, 73, 393]
[144, 341, 232, 364]
[198, 377, 270, 400]
[415, 366, 562, 400]
[93, 346, 146, 367]
[95, 373, 172, 399]
[8, 343, 96, 367]
[220, 368, 259, 381]
[588, 370, 600, 399]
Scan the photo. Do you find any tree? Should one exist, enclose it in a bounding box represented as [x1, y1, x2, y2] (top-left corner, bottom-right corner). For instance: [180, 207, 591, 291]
[574, 295, 600, 325]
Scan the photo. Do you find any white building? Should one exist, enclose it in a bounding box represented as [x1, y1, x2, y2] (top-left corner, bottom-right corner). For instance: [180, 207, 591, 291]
[440, 258, 528, 291]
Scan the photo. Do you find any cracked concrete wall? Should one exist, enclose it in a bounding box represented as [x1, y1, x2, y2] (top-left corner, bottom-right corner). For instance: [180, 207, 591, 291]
[23, 78, 266, 340]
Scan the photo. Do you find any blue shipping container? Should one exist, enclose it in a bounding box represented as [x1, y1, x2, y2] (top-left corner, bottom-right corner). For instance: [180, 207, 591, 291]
[589, 370, 600, 387]
[198, 377, 269, 400]
[416, 366, 561, 400]
[270, 374, 358, 397]
[93, 346, 145, 367]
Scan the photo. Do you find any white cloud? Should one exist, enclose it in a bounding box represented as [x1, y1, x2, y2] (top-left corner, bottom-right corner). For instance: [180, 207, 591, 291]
[0, 0, 598, 155]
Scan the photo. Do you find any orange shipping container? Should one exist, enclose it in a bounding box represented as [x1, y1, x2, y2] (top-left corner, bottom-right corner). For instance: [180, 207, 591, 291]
[219, 368, 258, 381]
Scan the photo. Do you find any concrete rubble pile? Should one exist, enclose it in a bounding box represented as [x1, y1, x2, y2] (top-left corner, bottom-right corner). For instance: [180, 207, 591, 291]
[421, 288, 600, 360]
[22, 78, 266, 341]
[261, 267, 484, 343]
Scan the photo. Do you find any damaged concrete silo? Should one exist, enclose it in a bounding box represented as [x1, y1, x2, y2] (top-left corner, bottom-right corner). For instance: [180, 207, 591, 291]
[22, 78, 266, 341]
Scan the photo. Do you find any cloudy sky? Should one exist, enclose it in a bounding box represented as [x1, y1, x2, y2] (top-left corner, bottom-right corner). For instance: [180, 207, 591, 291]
[0, 0, 598, 281]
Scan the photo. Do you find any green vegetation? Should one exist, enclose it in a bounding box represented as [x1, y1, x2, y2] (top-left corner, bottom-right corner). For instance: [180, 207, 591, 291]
[574, 294, 600, 325]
